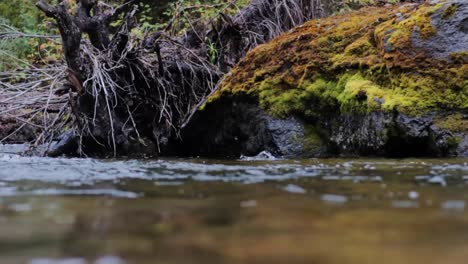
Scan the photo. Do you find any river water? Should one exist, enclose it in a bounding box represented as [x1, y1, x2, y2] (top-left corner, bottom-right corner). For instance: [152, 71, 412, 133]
[0, 146, 468, 264]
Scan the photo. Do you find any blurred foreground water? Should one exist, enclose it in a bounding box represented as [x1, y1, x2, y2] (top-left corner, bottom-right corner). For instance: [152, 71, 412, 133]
[0, 145, 468, 264]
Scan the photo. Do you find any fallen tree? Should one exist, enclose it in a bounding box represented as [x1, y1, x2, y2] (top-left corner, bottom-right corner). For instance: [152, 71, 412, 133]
[26, 0, 329, 157]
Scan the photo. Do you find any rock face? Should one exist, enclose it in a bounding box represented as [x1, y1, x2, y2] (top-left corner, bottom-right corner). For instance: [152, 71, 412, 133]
[178, 98, 321, 157]
[181, 0, 468, 157]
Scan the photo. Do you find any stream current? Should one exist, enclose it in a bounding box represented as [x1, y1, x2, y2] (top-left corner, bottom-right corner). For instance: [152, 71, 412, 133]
[0, 145, 468, 264]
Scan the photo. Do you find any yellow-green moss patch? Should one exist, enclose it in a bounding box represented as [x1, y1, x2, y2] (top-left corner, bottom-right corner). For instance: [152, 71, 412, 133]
[442, 3, 458, 19]
[434, 114, 468, 133]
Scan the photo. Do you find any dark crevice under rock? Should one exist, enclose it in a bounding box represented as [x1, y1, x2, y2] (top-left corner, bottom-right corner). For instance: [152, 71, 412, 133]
[174, 97, 468, 158]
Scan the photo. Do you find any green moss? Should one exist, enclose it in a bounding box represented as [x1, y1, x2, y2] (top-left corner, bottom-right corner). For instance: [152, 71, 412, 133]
[379, 2, 444, 55]
[450, 51, 468, 64]
[442, 3, 458, 19]
[447, 136, 462, 149]
[400, 8, 437, 39]
[302, 124, 325, 153]
[434, 114, 468, 133]
[211, 1, 467, 119]
[258, 82, 304, 118]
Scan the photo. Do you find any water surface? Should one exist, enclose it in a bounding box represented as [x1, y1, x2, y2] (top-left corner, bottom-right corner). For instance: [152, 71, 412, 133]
[0, 147, 468, 264]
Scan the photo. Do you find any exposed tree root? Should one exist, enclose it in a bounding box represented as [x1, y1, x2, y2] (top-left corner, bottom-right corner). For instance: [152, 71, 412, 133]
[0, 64, 68, 150]
[2, 0, 330, 157]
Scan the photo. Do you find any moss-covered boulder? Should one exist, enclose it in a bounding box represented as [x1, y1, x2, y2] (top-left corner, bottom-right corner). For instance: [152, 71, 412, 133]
[181, 0, 468, 157]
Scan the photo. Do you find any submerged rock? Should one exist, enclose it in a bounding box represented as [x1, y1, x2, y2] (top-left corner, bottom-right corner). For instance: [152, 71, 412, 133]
[183, 0, 467, 157]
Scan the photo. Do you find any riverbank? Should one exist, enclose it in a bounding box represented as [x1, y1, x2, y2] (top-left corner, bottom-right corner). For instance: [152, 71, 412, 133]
[1, 0, 466, 159]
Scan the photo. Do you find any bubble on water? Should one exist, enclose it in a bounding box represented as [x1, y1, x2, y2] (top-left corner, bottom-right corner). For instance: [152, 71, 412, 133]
[240, 200, 257, 208]
[321, 194, 348, 204]
[27, 189, 140, 199]
[322, 175, 341, 181]
[154, 181, 184, 186]
[0, 186, 18, 196]
[392, 200, 419, 208]
[415, 176, 430, 181]
[371, 176, 383, 182]
[29, 258, 86, 264]
[9, 203, 32, 212]
[408, 191, 419, 200]
[363, 164, 376, 170]
[428, 176, 447, 186]
[95, 256, 126, 264]
[282, 184, 306, 194]
[441, 200, 465, 211]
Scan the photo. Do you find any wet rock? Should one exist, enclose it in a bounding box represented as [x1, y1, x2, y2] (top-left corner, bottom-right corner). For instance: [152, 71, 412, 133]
[412, 0, 468, 60]
[174, 96, 320, 157]
[191, 0, 467, 158]
[265, 116, 306, 156]
[457, 136, 468, 157]
[175, 96, 330, 158]
[329, 111, 468, 156]
[329, 112, 391, 155]
[47, 130, 78, 157]
[183, 96, 466, 157]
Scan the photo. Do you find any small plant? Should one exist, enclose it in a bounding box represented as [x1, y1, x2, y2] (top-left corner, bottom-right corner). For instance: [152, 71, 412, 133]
[162, 0, 250, 35]
[332, 0, 400, 14]
[206, 39, 218, 64]
[0, 0, 59, 70]
[139, 2, 160, 31]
